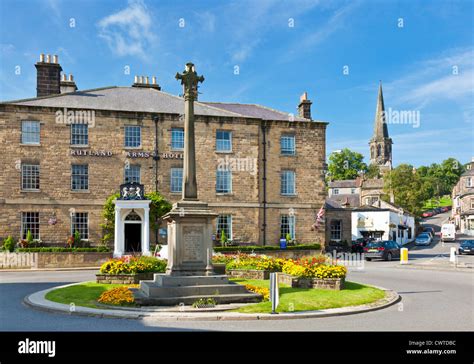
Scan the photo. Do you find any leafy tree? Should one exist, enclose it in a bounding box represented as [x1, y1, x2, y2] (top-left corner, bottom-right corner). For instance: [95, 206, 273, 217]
[101, 191, 172, 245]
[365, 164, 381, 179]
[327, 148, 367, 181]
[384, 164, 426, 216]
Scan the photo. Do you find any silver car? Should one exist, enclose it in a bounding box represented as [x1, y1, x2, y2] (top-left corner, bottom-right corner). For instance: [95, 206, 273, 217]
[415, 233, 432, 246]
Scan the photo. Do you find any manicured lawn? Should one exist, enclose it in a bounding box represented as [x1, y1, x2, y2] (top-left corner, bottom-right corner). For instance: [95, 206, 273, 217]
[230, 278, 386, 313]
[45, 282, 133, 308]
[422, 196, 452, 211]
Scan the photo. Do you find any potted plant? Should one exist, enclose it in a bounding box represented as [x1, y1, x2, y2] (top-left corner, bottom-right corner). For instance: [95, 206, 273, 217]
[220, 230, 227, 247]
[73, 230, 82, 247]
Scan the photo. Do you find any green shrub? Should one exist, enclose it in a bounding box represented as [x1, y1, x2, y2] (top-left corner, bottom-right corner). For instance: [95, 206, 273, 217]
[225, 255, 286, 271]
[214, 243, 321, 253]
[26, 230, 34, 245]
[3, 236, 16, 252]
[16, 247, 110, 253]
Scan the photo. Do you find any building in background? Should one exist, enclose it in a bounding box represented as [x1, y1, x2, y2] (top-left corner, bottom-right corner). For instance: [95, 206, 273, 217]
[452, 159, 474, 235]
[0, 54, 328, 249]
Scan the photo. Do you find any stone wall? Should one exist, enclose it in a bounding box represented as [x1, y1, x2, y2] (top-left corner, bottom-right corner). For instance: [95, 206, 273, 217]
[0, 252, 111, 269]
[325, 208, 352, 247]
[216, 249, 321, 260]
[227, 269, 270, 280]
[278, 273, 345, 290]
[96, 272, 154, 284]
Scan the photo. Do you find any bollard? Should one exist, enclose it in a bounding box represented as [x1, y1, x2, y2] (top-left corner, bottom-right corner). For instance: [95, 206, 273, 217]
[400, 247, 408, 264]
[270, 272, 279, 314]
[449, 247, 457, 263]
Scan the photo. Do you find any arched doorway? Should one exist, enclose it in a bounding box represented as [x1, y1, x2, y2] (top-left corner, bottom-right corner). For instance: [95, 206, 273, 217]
[124, 210, 142, 253]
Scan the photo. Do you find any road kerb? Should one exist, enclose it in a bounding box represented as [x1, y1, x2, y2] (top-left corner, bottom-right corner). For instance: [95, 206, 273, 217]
[24, 282, 400, 321]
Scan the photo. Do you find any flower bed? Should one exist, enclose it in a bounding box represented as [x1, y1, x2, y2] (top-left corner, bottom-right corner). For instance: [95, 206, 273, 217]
[97, 256, 167, 284]
[279, 257, 347, 290]
[98, 286, 136, 306]
[244, 284, 269, 301]
[225, 254, 285, 272]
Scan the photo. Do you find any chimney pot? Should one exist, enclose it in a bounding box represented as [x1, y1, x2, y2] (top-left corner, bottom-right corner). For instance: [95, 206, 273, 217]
[40, 53, 45, 62]
[69, 74, 73, 82]
[139, 76, 143, 83]
[134, 75, 138, 84]
[145, 76, 149, 84]
[62, 74, 67, 81]
[297, 92, 312, 120]
[46, 54, 51, 63]
[152, 76, 156, 84]
[53, 55, 58, 64]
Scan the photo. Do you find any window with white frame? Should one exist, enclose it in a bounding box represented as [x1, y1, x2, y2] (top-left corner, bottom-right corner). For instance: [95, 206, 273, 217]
[281, 170, 296, 195]
[21, 164, 40, 190]
[171, 128, 184, 150]
[280, 215, 295, 239]
[21, 121, 40, 144]
[333, 188, 339, 195]
[216, 169, 232, 193]
[466, 177, 473, 188]
[71, 124, 88, 145]
[124, 165, 141, 183]
[280, 135, 295, 155]
[330, 220, 342, 241]
[21, 212, 40, 240]
[71, 212, 88, 240]
[216, 215, 232, 240]
[216, 130, 232, 152]
[170, 167, 183, 193]
[71, 164, 89, 190]
[124, 126, 141, 148]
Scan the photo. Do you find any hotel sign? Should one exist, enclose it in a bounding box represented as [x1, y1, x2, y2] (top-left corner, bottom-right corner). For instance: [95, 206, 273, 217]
[126, 151, 183, 159]
[70, 150, 113, 157]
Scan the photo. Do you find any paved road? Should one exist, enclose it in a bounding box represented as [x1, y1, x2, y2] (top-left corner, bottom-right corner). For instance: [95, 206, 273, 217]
[0, 211, 472, 331]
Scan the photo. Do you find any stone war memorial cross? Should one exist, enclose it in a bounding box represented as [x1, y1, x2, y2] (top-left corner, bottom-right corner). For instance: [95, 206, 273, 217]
[134, 63, 260, 305]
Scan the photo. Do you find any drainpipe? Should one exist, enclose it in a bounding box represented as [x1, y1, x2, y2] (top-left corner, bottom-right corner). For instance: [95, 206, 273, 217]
[153, 115, 160, 247]
[261, 123, 267, 246]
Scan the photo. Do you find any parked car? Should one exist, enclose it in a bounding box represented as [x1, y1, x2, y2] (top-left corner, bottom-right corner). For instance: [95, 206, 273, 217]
[352, 237, 375, 253]
[422, 227, 436, 238]
[440, 206, 449, 213]
[415, 233, 432, 246]
[364, 240, 401, 261]
[441, 223, 456, 242]
[458, 240, 474, 255]
[422, 211, 434, 218]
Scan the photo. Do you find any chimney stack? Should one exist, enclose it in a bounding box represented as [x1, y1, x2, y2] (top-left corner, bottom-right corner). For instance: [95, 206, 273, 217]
[132, 75, 161, 90]
[60, 73, 78, 94]
[297, 92, 312, 120]
[35, 53, 62, 97]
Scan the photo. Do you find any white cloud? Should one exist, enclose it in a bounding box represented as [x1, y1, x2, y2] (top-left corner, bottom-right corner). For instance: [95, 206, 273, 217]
[385, 48, 474, 118]
[97, 0, 156, 60]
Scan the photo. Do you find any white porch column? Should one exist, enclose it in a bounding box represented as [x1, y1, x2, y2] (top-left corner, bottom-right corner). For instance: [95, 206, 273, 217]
[142, 206, 150, 256]
[113, 207, 122, 257]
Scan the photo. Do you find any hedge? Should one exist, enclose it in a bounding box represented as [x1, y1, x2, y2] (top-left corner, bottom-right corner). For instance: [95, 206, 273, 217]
[16, 247, 110, 253]
[214, 243, 321, 253]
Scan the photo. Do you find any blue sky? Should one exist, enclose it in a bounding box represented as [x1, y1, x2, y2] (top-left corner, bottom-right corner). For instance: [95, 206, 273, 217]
[0, 0, 472, 167]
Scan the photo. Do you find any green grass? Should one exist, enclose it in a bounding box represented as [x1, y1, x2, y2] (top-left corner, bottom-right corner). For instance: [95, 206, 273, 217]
[422, 196, 452, 211]
[45, 282, 129, 308]
[230, 278, 386, 313]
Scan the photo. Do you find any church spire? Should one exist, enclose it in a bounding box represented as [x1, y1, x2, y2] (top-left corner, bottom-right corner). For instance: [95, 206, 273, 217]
[369, 81, 392, 170]
[373, 81, 389, 139]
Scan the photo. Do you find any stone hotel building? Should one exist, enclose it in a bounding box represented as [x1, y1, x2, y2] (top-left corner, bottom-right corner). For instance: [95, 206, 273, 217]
[0, 55, 327, 249]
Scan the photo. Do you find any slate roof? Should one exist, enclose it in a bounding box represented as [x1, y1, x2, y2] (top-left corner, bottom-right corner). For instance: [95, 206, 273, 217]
[203, 102, 308, 122]
[2, 86, 314, 122]
[326, 194, 360, 209]
[328, 180, 359, 188]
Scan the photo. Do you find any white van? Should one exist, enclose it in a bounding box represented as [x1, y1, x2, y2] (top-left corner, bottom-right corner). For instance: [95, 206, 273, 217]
[441, 224, 456, 242]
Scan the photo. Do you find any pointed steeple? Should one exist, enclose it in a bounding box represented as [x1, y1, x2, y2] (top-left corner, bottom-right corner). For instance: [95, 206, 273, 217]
[373, 81, 389, 139]
[369, 81, 393, 170]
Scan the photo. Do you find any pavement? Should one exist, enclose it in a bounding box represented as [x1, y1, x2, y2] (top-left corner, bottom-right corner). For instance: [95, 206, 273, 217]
[0, 212, 473, 331]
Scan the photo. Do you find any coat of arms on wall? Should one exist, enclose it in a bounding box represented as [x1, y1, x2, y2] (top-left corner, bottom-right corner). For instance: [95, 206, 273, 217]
[119, 182, 146, 200]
